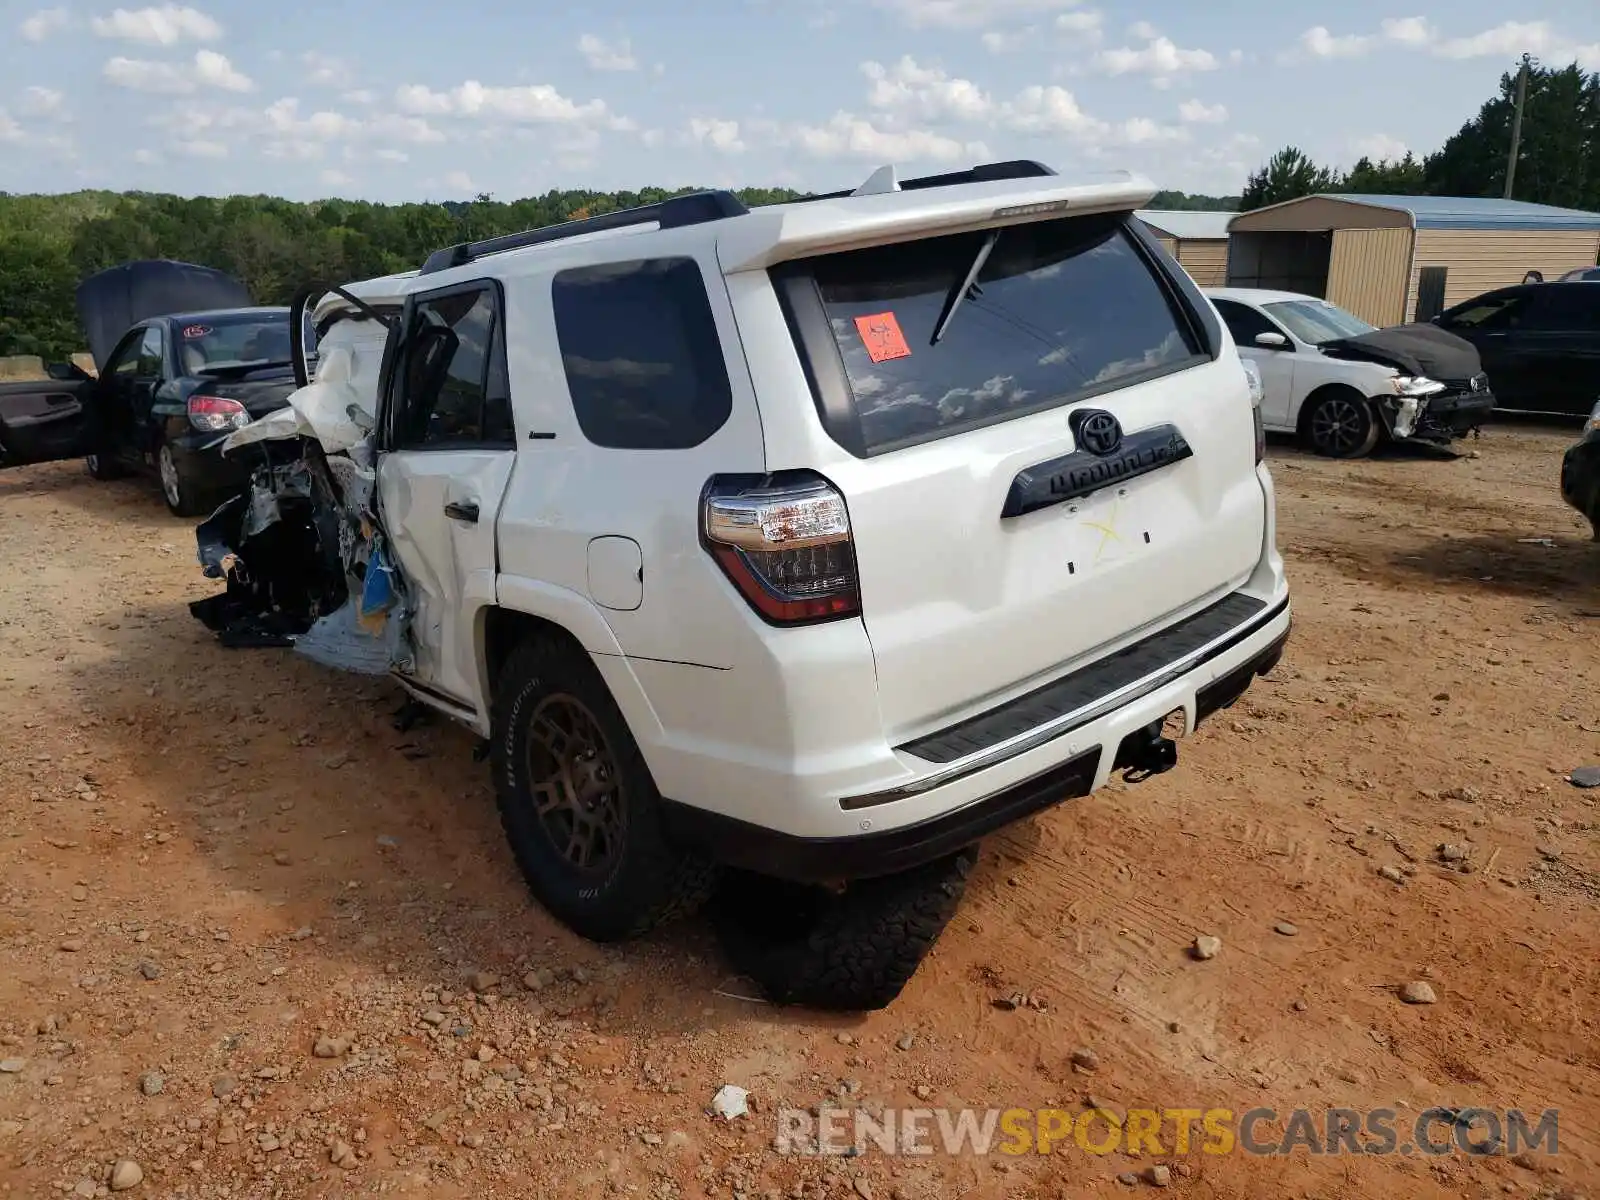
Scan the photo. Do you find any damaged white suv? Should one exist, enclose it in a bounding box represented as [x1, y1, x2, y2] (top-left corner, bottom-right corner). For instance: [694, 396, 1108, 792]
[192, 160, 1291, 1009]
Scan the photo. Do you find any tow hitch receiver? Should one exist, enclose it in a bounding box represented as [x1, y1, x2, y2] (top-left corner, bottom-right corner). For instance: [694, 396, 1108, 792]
[1114, 723, 1179, 783]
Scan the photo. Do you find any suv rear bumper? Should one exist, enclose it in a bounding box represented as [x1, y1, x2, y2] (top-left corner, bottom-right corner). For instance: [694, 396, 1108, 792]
[659, 590, 1290, 883]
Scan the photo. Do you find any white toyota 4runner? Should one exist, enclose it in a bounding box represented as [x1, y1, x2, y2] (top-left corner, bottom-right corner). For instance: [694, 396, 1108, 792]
[193, 159, 1291, 1008]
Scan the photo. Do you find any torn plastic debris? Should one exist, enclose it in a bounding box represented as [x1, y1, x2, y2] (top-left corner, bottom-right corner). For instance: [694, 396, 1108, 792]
[293, 596, 404, 674]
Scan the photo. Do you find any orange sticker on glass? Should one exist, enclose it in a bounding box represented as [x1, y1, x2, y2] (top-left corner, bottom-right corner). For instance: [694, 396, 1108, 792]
[853, 311, 912, 363]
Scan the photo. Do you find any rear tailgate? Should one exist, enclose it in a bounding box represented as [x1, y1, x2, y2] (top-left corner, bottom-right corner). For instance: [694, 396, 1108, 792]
[762, 208, 1265, 741]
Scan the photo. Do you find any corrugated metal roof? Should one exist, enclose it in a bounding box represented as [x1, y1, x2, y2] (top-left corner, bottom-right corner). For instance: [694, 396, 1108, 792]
[1324, 194, 1600, 231]
[1134, 209, 1234, 240]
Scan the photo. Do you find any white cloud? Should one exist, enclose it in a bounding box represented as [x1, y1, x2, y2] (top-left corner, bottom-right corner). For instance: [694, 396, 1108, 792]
[104, 56, 191, 93]
[443, 169, 475, 192]
[578, 33, 637, 71]
[19, 6, 71, 40]
[394, 81, 621, 128]
[0, 110, 24, 143]
[1297, 26, 1373, 58]
[131, 147, 162, 164]
[1117, 116, 1187, 145]
[688, 117, 746, 153]
[1095, 36, 1219, 79]
[869, 0, 1091, 30]
[373, 147, 408, 163]
[999, 85, 1106, 137]
[341, 89, 376, 105]
[172, 137, 227, 158]
[784, 111, 986, 162]
[1351, 133, 1409, 160]
[1380, 16, 1433, 45]
[90, 5, 220, 44]
[103, 48, 251, 93]
[1288, 16, 1594, 66]
[195, 49, 253, 91]
[319, 168, 354, 187]
[302, 51, 349, 86]
[19, 86, 68, 119]
[1435, 20, 1548, 59]
[861, 57, 993, 123]
[1127, 19, 1159, 39]
[1056, 8, 1102, 38]
[1178, 98, 1226, 124]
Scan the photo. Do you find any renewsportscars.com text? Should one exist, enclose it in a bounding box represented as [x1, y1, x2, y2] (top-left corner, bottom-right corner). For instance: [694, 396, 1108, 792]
[774, 1105, 1559, 1159]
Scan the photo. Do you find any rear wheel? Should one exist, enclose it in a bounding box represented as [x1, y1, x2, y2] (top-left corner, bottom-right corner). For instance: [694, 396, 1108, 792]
[85, 452, 124, 480]
[1301, 389, 1379, 459]
[712, 848, 976, 1011]
[157, 438, 209, 517]
[491, 635, 717, 942]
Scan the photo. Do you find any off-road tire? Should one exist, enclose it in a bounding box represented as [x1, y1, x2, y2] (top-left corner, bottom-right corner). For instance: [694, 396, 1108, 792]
[712, 848, 977, 1011]
[491, 635, 717, 942]
[1300, 387, 1380, 459]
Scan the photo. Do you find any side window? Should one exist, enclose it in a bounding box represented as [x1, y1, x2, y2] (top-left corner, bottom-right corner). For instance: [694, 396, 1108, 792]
[551, 257, 733, 450]
[391, 285, 511, 450]
[105, 328, 149, 377]
[1446, 294, 1526, 331]
[135, 326, 165, 377]
[1212, 299, 1282, 347]
[1533, 287, 1600, 332]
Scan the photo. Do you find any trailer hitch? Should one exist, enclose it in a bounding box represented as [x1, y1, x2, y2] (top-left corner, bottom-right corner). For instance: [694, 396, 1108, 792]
[1113, 723, 1179, 784]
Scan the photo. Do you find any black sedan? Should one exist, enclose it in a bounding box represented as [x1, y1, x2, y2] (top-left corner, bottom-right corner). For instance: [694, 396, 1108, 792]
[0, 261, 307, 515]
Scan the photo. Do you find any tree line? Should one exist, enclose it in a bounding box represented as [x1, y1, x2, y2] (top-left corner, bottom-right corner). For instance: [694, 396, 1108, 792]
[2, 56, 1596, 359]
[1242, 58, 1600, 211]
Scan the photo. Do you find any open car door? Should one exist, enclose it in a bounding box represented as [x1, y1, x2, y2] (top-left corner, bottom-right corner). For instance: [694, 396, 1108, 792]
[0, 366, 98, 468]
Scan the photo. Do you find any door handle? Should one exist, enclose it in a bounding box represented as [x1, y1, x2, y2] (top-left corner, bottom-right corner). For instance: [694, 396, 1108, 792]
[444, 501, 480, 523]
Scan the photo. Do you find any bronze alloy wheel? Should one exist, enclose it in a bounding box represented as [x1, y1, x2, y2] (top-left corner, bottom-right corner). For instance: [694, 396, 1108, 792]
[522, 693, 627, 875]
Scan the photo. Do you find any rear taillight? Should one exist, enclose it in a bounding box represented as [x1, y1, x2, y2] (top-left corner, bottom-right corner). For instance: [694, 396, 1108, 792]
[701, 472, 861, 625]
[188, 394, 250, 432]
[1240, 359, 1265, 465]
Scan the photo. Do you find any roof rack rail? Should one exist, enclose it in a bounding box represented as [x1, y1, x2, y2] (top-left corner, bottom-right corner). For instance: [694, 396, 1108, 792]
[791, 159, 1058, 206]
[417, 189, 750, 275]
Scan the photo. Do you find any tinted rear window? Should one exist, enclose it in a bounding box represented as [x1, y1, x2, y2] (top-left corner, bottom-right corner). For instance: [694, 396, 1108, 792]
[782, 213, 1203, 454]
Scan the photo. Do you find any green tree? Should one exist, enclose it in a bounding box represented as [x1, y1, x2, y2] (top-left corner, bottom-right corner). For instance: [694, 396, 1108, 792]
[1342, 152, 1427, 194]
[1425, 57, 1600, 207]
[1239, 146, 1343, 212]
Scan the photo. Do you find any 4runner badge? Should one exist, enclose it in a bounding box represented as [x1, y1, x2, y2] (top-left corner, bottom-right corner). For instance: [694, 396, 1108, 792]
[1000, 422, 1194, 519]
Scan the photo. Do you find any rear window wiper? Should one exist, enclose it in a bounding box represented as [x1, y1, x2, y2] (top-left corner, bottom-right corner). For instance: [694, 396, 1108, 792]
[930, 227, 1000, 346]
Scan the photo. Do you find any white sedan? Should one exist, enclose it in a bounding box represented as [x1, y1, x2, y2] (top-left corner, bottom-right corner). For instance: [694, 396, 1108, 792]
[1204, 287, 1495, 458]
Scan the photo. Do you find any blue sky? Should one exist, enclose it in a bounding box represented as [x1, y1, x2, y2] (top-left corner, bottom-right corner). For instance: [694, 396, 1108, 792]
[2, 0, 1598, 202]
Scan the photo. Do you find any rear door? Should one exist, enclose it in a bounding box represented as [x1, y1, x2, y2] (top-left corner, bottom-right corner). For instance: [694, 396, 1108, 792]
[768, 211, 1266, 738]
[1212, 297, 1298, 428]
[375, 280, 517, 710]
[1527, 286, 1600, 416]
[1438, 289, 1536, 409]
[0, 374, 95, 467]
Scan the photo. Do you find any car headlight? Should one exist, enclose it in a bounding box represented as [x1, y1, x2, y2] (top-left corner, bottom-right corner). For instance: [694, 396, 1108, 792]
[1586, 398, 1600, 433]
[1391, 375, 1446, 398]
[1240, 358, 1264, 407]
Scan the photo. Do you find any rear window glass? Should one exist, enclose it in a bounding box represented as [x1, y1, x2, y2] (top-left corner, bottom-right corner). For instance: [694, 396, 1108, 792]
[176, 313, 316, 373]
[789, 213, 1202, 453]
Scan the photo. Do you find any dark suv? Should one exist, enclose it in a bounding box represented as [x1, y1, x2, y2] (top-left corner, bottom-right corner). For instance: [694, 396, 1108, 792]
[1433, 281, 1600, 417]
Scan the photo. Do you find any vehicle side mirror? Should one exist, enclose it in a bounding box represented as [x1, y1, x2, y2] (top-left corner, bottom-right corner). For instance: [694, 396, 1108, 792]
[45, 361, 81, 381]
[1254, 331, 1290, 349]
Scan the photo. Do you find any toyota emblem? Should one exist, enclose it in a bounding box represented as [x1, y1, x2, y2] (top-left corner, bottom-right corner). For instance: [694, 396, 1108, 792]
[1071, 408, 1124, 457]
